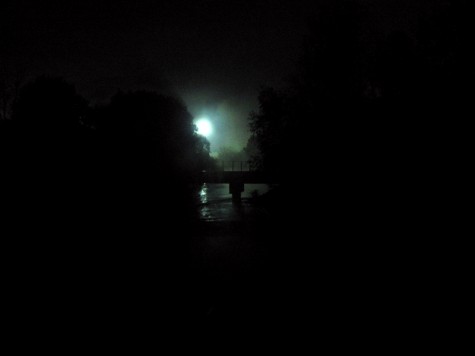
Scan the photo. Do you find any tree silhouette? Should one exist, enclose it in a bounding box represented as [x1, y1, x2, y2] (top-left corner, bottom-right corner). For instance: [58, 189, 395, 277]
[246, 0, 473, 236]
[2, 78, 218, 333]
[192, 132, 216, 172]
[244, 4, 474, 334]
[13, 76, 87, 132]
[2, 78, 215, 234]
[95, 90, 211, 178]
[248, 87, 290, 177]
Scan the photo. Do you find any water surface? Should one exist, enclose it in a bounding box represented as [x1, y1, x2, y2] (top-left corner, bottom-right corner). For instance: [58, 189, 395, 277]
[197, 183, 271, 222]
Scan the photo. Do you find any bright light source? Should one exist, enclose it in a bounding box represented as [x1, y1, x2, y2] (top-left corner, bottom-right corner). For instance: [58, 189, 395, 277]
[195, 118, 213, 137]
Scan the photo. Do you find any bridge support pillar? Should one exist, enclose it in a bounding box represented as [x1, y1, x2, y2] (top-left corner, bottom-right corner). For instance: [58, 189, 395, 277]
[229, 182, 244, 204]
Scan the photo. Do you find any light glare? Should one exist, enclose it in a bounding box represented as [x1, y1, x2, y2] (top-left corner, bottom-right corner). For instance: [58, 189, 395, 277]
[195, 118, 213, 137]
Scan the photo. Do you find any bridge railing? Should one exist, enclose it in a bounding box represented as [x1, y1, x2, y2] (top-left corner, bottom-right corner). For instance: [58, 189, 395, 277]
[217, 160, 253, 172]
[199, 161, 278, 184]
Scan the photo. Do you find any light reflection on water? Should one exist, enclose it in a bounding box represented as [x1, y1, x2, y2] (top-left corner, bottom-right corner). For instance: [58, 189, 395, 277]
[197, 183, 271, 222]
[199, 183, 208, 204]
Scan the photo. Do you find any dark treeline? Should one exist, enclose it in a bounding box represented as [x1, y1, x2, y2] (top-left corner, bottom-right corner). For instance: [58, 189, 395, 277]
[242, 0, 471, 341]
[250, 0, 470, 225]
[1, 76, 214, 222]
[0, 76, 216, 335]
[251, 0, 469, 173]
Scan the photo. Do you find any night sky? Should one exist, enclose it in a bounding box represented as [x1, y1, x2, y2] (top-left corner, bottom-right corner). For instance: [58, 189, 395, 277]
[1, 0, 439, 151]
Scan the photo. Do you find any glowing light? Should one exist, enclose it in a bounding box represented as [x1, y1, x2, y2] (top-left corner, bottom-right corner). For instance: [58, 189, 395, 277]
[195, 118, 213, 137]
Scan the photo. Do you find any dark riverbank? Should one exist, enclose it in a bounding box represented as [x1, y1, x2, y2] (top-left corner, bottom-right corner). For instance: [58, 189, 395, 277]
[2, 180, 434, 349]
[186, 183, 438, 348]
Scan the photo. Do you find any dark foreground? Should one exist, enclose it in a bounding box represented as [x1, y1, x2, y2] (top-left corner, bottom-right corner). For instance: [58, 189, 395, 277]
[2, 182, 443, 352]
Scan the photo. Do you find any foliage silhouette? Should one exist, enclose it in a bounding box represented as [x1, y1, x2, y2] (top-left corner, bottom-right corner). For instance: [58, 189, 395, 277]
[248, 0, 471, 195]
[245, 2, 472, 328]
[2, 76, 214, 268]
[1, 75, 221, 334]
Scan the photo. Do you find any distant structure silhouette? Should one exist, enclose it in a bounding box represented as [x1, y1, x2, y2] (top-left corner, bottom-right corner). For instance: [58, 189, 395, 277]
[199, 160, 277, 202]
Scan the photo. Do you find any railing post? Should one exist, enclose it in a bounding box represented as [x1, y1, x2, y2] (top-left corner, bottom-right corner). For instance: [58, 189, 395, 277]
[230, 182, 244, 204]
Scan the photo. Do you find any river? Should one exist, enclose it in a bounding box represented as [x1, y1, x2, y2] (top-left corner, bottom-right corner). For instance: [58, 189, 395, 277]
[196, 183, 273, 222]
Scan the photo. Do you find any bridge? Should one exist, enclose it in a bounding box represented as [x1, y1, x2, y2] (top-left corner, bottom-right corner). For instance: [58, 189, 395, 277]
[198, 161, 277, 202]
